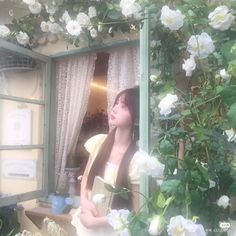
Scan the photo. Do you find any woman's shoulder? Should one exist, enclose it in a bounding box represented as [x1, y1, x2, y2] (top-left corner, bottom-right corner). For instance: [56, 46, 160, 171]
[84, 134, 107, 154]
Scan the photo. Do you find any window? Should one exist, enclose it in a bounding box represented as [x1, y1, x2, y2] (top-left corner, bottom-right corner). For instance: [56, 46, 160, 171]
[0, 40, 51, 207]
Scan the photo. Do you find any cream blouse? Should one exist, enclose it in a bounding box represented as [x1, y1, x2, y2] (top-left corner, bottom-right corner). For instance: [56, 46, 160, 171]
[84, 134, 141, 185]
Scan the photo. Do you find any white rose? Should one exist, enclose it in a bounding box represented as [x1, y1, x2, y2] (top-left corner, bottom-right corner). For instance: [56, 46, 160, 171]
[225, 129, 236, 142]
[40, 21, 50, 32]
[160, 5, 185, 31]
[182, 55, 196, 77]
[120, 0, 142, 18]
[66, 20, 82, 36]
[61, 10, 71, 23]
[23, 0, 35, 4]
[90, 28, 98, 38]
[16, 31, 29, 46]
[76, 13, 91, 27]
[208, 6, 235, 31]
[0, 25, 10, 38]
[88, 6, 97, 18]
[217, 195, 230, 209]
[187, 32, 215, 59]
[135, 150, 165, 178]
[220, 69, 231, 80]
[158, 93, 178, 116]
[107, 209, 130, 234]
[148, 215, 165, 235]
[167, 215, 206, 236]
[92, 194, 105, 204]
[28, 2, 41, 14]
[49, 23, 62, 34]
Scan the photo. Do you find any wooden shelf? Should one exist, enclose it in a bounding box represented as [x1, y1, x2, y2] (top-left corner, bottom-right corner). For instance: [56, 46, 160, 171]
[25, 206, 72, 229]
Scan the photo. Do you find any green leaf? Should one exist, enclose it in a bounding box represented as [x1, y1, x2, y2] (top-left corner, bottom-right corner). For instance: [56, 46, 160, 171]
[196, 163, 210, 182]
[218, 86, 236, 106]
[181, 109, 191, 117]
[107, 10, 121, 20]
[220, 41, 236, 62]
[156, 192, 166, 208]
[159, 139, 175, 155]
[228, 60, 236, 77]
[227, 103, 236, 129]
[229, 181, 236, 196]
[160, 179, 181, 194]
[165, 196, 175, 206]
[166, 156, 177, 174]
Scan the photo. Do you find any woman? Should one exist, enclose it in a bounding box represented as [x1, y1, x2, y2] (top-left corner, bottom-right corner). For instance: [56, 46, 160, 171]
[71, 87, 141, 235]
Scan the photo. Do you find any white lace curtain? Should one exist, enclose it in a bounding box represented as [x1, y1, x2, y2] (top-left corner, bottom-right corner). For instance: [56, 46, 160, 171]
[55, 54, 95, 191]
[107, 45, 140, 114]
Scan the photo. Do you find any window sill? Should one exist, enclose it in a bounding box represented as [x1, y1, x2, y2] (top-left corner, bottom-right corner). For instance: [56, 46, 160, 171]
[25, 204, 72, 229]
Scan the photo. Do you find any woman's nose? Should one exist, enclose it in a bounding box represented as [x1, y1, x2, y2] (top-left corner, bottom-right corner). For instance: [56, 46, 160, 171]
[112, 104, 118, 113]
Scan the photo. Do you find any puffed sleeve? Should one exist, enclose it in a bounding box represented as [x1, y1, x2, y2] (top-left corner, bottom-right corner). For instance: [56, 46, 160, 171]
[84, 134, 107, 159]
[128, 151, 142, 185]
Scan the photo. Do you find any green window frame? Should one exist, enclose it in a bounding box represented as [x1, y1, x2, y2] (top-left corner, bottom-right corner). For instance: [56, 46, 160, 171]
[0, 31, 150, 207]
[0, 39, 52, 207]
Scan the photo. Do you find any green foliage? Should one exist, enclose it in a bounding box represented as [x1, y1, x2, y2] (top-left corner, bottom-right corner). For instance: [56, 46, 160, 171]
[0, 206, 20, 236]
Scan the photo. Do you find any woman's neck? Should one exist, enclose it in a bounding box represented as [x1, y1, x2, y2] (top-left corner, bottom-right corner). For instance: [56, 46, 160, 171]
[113, 127, 132, 148]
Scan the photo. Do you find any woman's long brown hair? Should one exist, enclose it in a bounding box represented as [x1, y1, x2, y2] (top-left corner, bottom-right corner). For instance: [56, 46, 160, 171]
[86, 87, 139, 190]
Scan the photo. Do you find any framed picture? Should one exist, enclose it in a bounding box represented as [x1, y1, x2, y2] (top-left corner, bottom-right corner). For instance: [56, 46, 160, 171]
[3, 108, 31, 145]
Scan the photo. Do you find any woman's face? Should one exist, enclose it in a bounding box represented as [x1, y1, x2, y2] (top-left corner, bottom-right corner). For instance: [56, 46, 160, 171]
[109, 94, 132, 128]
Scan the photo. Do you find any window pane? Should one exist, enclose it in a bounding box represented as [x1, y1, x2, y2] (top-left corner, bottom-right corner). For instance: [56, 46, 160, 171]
[0, 52, 44, 100]
[0, 99, 44, 145]
[0, 149, 43, 197]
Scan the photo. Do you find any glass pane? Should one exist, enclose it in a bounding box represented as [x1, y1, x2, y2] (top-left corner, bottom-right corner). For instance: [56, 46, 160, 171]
[0, 51, 44, 100]
[0, 99, 44, 145]
[0, 149, 43, 197]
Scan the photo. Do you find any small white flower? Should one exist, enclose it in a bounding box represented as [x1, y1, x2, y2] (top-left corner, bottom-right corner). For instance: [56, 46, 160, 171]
[88, 6, 97, 18]
[28, 2, 41, 14]
[209, 179, 216, 188]
[9, 9, 14, 17]
[107, 209, 130, 235]
[220, 69, 231, 81]
[90, 28, 98, 38]
[217, 195, 230, 209]
[108, 27, 113, 34]
[92, 194, 105, 204]
[167, 215, 206, 236]
[187, 32, 215, 59]
[76, 12, 91, 27]
[150, 71, 161, 83]
[208, 6, 235, 31]
[0, 25, 10, 38]
[40, 21, 50, 32]
[182, 55, 196, 77]
[120, 0, 142, 18]
[225, 129, 236, 142]
[49, 16, 55, 23]
[49, 23, 62, 34]
[98, 22, 103, 32]
[22, 0, 35, 5]
[45, 3, 58, 15]
[158, 93, 178, 116]
[148, 215, 165, 235]
[16, 31, 29, 46]
[61, 10, 71, 23]
[66, 20, 82, 36]
[160, 5, 185, 31]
